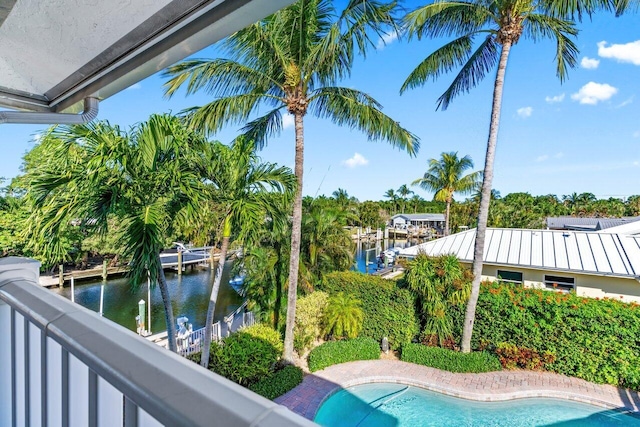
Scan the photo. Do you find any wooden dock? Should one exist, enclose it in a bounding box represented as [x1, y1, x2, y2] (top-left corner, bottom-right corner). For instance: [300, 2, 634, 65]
[39, 246, 239, 287]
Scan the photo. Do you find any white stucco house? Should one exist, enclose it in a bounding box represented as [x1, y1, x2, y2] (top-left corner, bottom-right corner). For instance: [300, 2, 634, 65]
[390, 213, 445, 230]
[400, 224, 640, 302]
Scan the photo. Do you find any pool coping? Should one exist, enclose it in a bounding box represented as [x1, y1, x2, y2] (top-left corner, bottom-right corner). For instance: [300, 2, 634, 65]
[275, 360, 640, 421]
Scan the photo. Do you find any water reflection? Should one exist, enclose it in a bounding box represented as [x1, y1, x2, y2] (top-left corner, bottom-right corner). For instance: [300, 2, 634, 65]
[354, 238, 425, 273]
[51, 262, 242, 333]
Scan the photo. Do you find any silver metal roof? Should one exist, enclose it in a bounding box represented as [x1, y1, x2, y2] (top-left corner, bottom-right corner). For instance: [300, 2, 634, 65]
[0, 0, 293, 114]
[400, 228, 640, 279]
[391, 213, 445, 221]
[546, 216, 640, 231]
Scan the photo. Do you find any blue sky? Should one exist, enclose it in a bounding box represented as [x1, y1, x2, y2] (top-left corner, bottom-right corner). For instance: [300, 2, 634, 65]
[1, 10, 638, 203]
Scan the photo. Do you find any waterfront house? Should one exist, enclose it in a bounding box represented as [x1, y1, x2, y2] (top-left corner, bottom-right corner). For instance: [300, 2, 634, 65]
[400, 227, 640, 302]
[390, 213, 445, 230]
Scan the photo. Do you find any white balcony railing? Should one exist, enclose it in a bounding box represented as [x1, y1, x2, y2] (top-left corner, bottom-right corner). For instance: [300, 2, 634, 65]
[0, 257, 315, 427]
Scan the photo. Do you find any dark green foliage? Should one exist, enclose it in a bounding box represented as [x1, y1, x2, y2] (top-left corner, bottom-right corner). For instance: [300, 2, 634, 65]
[308, 337, 380, 372]
[401, 344, 501, 373]
[203, 328, 281, 386]
[320, 271, 419, 350]
[248, 365, 304, 400]
[451, 282, 640, 389]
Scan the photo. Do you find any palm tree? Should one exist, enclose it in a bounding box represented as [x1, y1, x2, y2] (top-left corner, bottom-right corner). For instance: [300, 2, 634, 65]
[413, 152, 481, 236]
[323, 292, 364, 339]
[26, 115, 207, 352]
[195, 137, 296, 368]
[384, 188, 400, 215]
[332, 188, 351, 207]
[401, 0, 583, 352]
[397, 184, 414, 213]
[163, 0, 419, 362]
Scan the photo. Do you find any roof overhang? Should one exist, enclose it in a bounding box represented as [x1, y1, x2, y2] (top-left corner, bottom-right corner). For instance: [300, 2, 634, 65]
[0, 0, 293, 114]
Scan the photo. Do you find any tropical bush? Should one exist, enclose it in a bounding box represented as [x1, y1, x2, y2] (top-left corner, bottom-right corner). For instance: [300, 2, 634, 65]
[248, 365, 304, 400]
[308, 337, 380, 372]
[401, 344, 501, 373]
[190, 324, 282, 386]
[320, 272, 419, 349]
[323, 292, 364, 339]
[451, 282, 640, 389]
[494, 342, 555, 371]
[403, 254, 471, 345]
[294, 291, 329, 352]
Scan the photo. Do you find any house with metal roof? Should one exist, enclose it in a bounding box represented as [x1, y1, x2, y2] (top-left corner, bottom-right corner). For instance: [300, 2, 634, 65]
[546, 216, 640, 231]
[390, 213, 445, 230]
[400, 227, 640, 302]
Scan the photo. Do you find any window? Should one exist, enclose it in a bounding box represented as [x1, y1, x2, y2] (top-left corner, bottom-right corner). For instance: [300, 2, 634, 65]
[497, 270, 523, 285]
[544, 275, 575, 292]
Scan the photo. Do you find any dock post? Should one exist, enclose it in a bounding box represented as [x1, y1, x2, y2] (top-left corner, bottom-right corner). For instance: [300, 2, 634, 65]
[210, 248, 215, 270]
[177, 251, 183, 275]
[70, 276, 75, 302]
[58, 264, 64, 288]
[102, 259, 108, 281]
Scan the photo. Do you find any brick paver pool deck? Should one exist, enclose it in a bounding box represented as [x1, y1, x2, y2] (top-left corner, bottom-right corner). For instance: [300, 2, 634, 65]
[275, 360, 640, 420]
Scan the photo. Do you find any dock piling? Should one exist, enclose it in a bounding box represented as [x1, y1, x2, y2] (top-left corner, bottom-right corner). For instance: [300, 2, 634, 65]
[71, 276, 75, 302]
[102, 259, 108, 281]
[177, 251, 183, 275]
[58, 264, 64, 288]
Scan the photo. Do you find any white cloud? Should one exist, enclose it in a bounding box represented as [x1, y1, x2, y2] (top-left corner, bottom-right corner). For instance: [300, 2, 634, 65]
[536, 155, 549, 162]
[598, 40, 640, 65]
[571, 82, 617, 105]
[616, 96, 634, 108]
[377, 31, 399, 49]
[554, 152, 564, 159]
[633, 131, 640, 138]
[545, 93, 565, 104]
[282, 113, 294, 129]
[580, 57, 600, 69]
[343, 153, 369, 168]
[517, 106, 533, 118]
[32, 132, 43, 142]
[125, 83, 142, 91]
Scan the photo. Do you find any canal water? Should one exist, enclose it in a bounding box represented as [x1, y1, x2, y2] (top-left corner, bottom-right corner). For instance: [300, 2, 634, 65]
[51, 238, 425, 334]
[51, 262, 242, 334]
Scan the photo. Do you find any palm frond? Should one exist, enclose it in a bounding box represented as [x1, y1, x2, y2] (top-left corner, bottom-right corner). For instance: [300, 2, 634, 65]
[239, 108, 286, 150]
[310, 87, 419, 156]
[436, 35, 499, 110]
[400, 35, 474, 94]
[523, 14, 578, 82]
[403, 1, 492, 40]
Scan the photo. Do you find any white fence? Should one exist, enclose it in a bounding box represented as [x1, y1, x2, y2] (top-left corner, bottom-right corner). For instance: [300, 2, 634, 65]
[0, 257, 314, 427]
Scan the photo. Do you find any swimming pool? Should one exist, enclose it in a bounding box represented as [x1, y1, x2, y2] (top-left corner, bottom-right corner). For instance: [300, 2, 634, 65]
[314, 383, 640, 426]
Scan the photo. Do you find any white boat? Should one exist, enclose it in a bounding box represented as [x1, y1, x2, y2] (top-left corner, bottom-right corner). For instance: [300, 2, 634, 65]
[229, 275, 245, 294]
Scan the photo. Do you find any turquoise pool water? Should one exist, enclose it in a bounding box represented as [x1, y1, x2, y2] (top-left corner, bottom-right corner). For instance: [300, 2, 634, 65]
[314, 383, 640, 426]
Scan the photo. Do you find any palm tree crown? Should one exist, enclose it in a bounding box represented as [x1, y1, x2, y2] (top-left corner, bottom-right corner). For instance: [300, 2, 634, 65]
[164, 0, 419, 362]
[413, 152, 481, 235]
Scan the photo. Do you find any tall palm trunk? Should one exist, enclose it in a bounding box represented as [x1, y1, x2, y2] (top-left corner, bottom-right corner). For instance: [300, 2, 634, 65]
[201, 216, 231, 367]
[445, 197, 451, 236]
[461, 41, 512, 353]
[283, 112, 305, 363]
[274, 241, 283, 330]
[156, 257, 177, 352]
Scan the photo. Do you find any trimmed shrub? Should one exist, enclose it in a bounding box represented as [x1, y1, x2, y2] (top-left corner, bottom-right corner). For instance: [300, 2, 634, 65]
[451, 282, 640, 389]
[401, 344, 502, 373]
[206, 324, 281, 386]
[241, 323, 284, 355]
[308, 337, 380, 372]
[249, 365, 304, 400]
[320, 271, 419, 349]
[294, 291, 329, 352]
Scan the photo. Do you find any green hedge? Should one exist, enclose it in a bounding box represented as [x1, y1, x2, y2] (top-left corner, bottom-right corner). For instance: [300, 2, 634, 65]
[308, 337, 380, 372]
[401, 344, 502, 373]
[320, 271, 419, 349]
[451, 282, 640, 389]
[249, 365, 304, 400]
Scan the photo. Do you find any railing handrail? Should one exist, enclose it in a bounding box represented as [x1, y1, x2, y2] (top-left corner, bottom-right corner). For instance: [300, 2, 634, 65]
[0, 257, 314, 426]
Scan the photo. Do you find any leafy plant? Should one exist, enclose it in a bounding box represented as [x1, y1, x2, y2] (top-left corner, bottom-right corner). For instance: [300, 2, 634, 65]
[495, 342, 555, 371]
[308, 337, 379, 372]
[401, 344, 501, 373]
[320, 271, 419, 349]
[323, 292, 364, 339]
[294, 291, 329, 352]
[248, 365, 304, 400]
[403, 254, 472, 345]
